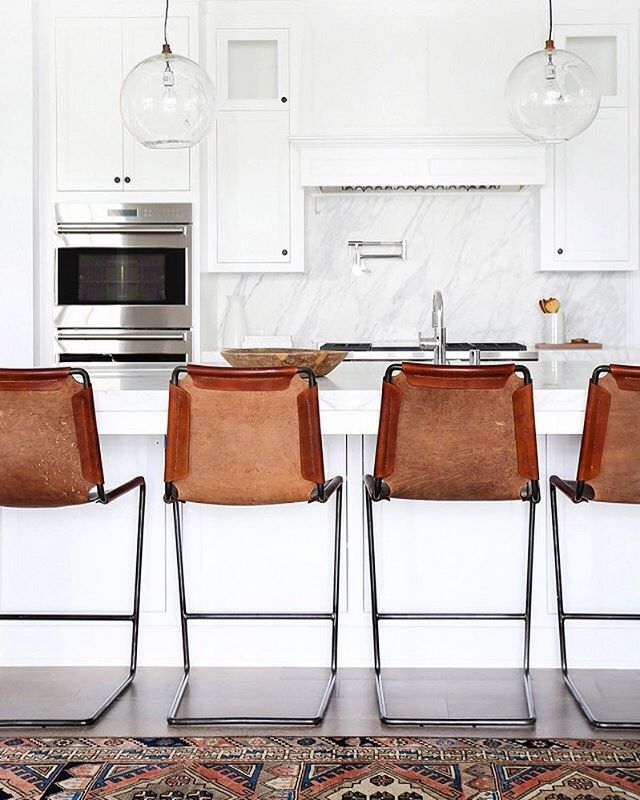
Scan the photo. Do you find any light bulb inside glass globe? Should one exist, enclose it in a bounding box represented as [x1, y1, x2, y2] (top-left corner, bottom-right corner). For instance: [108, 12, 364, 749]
[120, 47, 215, 149]
[505, 43, 600, 142]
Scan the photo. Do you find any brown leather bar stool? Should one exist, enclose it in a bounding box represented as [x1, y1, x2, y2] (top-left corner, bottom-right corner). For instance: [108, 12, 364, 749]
[163, 364, 343, 725]
[365, 362, 540, 726]
[0, 367, 145, 727]
[551, 363, 640, 728]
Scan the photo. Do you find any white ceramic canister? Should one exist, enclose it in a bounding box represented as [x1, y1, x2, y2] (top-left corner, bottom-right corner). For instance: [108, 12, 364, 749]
[544, 311, 565, 345]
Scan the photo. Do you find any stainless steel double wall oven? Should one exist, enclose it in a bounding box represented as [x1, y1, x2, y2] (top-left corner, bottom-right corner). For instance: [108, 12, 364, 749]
[54, 203, 192, 367]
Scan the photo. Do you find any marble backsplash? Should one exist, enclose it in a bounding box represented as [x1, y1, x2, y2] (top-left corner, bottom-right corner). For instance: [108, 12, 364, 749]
[202, 190, 630, 349]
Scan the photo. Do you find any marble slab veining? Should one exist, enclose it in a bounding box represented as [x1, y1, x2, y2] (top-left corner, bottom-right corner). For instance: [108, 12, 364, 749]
[208, 192, 630, 350]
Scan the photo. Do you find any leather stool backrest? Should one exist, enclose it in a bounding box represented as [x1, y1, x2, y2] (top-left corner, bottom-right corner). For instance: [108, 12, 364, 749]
[373, 363, 539, 501]
[0, 368, 104, 508]
[164, 365, 325, 505]
[578, 364, 640, 503]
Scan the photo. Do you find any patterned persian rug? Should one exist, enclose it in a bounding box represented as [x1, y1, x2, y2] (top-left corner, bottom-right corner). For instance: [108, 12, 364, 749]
[1, 736, 640, 800]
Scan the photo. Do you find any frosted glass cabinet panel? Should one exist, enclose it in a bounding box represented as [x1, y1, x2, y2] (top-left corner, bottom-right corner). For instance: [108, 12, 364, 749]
[566, 36, 617, 97]
[555, 25, 629, 106]
[217, 29, 289, 110]
[228, 40, 279, 99]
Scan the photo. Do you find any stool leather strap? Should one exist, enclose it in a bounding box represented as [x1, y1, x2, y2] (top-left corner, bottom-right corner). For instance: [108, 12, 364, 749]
[577, 380, 611, 482]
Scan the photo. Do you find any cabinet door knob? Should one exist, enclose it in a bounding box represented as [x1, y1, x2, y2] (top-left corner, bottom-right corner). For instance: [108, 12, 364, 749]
[281, 96, 288, 103]
[282, 249, 288, 256]
[557, 247, 564, 255]
[124, 176, 131, 184]
[114, 176, 121, 184]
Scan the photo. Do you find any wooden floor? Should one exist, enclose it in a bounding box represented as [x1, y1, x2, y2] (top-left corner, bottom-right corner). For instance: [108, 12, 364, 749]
[0, 667, 638, 737]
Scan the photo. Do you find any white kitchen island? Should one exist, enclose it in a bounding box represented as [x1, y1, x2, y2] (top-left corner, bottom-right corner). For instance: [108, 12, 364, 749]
[1, 357, 639, 674]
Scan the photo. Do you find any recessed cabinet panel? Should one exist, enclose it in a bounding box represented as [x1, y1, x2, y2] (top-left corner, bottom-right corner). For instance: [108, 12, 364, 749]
[217, 29, 289, 110]
[121, 17, 191, 192]
[216, 111, 290, 264]
[554, 108, 629, 264]
[56, 18, 124, 190]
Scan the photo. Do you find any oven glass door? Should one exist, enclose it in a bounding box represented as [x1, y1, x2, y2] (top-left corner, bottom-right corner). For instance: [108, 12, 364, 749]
[55, 227, 191, 329]
[57, 248, 186, 306]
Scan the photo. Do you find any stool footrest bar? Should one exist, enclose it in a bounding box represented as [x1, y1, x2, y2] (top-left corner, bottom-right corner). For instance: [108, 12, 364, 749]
[377, 613, 526, 621]
[0, 614, 135, 622]
[184, 612, 333, 621]
[561, 613, 640, 621]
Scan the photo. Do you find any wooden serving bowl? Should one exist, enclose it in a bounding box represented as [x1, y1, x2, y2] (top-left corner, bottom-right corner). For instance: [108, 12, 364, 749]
[220, 348, 347, 377]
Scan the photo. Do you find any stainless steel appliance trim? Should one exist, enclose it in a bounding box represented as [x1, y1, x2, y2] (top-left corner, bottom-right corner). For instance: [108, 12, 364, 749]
[55, 330, 192, 358]
[54, 307, 192, 330]
[57, 329, 189, 341]
[55, 203, 193, 225]
[54, 203, 192, 333]
[57, 224, 189, 235]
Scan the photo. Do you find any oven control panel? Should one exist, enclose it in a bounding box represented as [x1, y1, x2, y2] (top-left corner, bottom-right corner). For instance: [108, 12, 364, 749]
[56, 203, 192, 225]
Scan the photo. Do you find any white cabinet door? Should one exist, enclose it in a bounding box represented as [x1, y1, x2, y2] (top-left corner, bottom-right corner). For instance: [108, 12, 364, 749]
[552, 109, 630, 266]
[216, 111, 291, 266]
[217, 29, 289, 111]
[121, 17, 191, 192]
[56, 18, 124, 191]
[540, 16, 639, 271]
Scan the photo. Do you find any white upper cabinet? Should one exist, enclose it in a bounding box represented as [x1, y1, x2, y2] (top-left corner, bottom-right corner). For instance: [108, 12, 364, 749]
[540, 16, 638, 271]
[56, 18, 124, 191]
[216, 112, 291, 265]
[551, 109, 630, 265]
[56, 16, 191, 192]
[209, 19, 303, 272]
[121, 17, 190, 192]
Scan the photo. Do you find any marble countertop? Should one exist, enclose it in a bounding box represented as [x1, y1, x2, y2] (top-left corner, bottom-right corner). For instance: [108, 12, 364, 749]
[89, 351, 638, 435]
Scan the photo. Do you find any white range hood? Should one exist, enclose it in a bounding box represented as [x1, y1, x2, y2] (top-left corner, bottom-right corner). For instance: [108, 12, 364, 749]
[291, 134, 547, 189]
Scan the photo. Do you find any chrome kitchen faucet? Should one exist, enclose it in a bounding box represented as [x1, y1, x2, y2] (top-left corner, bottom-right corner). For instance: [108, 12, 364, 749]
[418, 290, 447, 364]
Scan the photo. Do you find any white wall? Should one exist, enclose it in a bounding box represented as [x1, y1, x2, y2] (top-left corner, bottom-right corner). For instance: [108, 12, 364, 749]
[0, 1, 34, 366]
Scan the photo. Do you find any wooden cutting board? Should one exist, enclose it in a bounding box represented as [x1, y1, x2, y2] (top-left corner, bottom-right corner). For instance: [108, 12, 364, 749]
[536, 342, 603, 349]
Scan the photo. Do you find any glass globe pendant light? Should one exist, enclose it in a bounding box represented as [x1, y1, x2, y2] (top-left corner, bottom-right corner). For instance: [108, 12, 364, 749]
[120, 0, 215, 148]
[505, 0, 600, 142]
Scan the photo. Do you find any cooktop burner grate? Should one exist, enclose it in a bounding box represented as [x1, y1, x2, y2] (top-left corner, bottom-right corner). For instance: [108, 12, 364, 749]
[321, 342, 529, 352]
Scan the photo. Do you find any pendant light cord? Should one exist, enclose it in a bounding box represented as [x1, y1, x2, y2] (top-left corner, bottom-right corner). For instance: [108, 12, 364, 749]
[164, 0, 170, 46]
[548, 0, 553, 43]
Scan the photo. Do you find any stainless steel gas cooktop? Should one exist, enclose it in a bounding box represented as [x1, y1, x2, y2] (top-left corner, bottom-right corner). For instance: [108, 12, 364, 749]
[320, 342, 538, 361]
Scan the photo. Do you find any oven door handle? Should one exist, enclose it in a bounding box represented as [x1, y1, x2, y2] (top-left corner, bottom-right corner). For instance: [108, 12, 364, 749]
[56, 224, 189, 235]
[57, 330, 189, 341]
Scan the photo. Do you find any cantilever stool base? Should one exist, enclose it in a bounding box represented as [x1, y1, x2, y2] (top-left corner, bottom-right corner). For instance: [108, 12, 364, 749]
[549, 364, 640, 729]
[0, 367, 146, 727]
[552, 476, 640, 729]
[164, 364, 343, 726]
[371, 668, 536, 727]
[365, 487, 537, 727]
[166, 493, 342, 727]
[365, 363, 540, 727]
